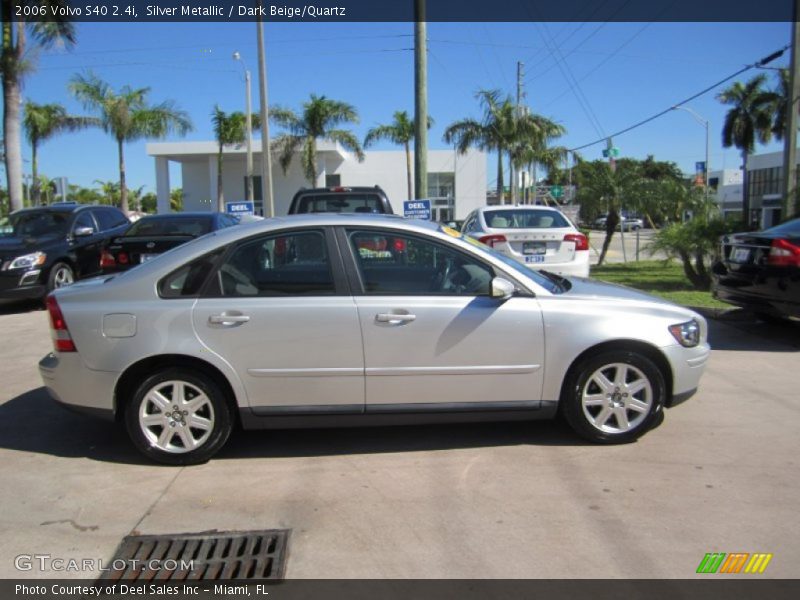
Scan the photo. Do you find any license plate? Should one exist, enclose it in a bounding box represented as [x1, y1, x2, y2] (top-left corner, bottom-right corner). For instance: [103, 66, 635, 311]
[731, 247, 750, 263]
[523, 241, 546, 255]
[524, 255, 545, 264]
[140, 253, 158, 263]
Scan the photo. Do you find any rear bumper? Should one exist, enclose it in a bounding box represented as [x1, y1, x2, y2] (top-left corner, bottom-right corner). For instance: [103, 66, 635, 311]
[521, 252, 590, 278]
[39, 352, 118, 420]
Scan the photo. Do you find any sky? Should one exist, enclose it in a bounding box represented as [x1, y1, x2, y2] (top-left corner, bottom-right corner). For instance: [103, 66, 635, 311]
[13, 19, 791, 195]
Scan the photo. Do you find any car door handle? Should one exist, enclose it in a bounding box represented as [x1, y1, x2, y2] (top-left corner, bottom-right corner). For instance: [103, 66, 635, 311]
[209, 313, 250, 326]
[375, 313, 416, 324]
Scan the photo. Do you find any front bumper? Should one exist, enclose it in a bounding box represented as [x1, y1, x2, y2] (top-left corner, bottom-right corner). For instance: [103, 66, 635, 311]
[39, 352, 118, 420]
[662, 341, 711, 403]
[0, 269, 46, 300]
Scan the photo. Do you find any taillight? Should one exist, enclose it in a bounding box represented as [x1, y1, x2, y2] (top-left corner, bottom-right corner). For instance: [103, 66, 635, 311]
[100, 250, 116, 269]
[767, 238, 800, 267]
[478, 234, 507, 248]
[45, 295, 76, 352]
[118, 252, 129, 265]
[563, 233, 589, 251]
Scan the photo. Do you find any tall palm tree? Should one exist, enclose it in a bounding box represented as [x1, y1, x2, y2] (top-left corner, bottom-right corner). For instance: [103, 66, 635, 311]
[364, 110, 433, 200]
[70, 72, 193, 214]
[717, 74, 778, 225]
[444, 90, 508, 201]
[211, 105, 261, 211]
[23, 102, 98, 206]
[2, 1, 76, 212]
[271, 94, 365, 186]
[770, 68, 796, 141]
[93, 179, 120, 206]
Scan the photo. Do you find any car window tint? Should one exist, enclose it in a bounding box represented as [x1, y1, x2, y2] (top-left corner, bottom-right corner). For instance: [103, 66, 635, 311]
[94, 208, 127, 231]
[347, 229, 493, 296]
[74, 211, 97, 233]
[159, 249, 224, 298]
[484, 209, 570, 229]
[213, 230, 335, 297]
[126, 217, 212, 237]
[297, 194, 382, 213]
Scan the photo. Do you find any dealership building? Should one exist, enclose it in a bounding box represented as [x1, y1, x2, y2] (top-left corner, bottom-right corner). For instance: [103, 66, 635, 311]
[146, 140, 486, 221]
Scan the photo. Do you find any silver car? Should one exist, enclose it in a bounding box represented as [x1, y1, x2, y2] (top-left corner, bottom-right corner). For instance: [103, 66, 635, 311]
[39, 214, 709, 464]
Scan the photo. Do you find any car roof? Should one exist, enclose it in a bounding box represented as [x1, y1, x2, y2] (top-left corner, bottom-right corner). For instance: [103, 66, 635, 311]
[294, 186, 384, 194]
[11, 204, 117, 216]
[137, 212, 216, 220]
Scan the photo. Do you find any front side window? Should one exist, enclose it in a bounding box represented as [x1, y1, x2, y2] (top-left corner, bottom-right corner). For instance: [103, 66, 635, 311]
[347, 229, 493, 296]
[73, 212, 97, 234]
[212, 230, 335, 297]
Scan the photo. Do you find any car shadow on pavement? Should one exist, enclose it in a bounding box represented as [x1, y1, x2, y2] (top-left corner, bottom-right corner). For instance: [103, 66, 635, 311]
[706, 313, 800, 353]
[0, 387, 143, 464]
[0, 388, 594, 464]
[0, 299, 43, 315]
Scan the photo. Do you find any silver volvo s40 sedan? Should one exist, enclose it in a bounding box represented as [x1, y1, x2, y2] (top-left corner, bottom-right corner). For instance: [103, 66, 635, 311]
[39, 214, 710, 464]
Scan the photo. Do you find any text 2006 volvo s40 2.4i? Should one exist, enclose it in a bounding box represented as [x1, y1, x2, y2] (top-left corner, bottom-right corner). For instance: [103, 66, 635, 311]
[39, 214, 710, 465]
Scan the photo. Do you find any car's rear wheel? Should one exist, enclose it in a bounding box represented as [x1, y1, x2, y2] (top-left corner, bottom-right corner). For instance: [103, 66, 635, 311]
[561, 351, 665, 444]
[47, 262, 74, 292]
[125, 368, 233, 465]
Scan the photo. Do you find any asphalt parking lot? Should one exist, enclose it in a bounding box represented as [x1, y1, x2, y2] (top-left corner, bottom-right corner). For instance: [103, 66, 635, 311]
[0, 301, 797, 579]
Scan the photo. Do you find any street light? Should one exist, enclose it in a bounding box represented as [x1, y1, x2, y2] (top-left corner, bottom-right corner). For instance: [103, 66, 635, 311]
[672, 105, 710, 206]
[233, 51, 254, 204]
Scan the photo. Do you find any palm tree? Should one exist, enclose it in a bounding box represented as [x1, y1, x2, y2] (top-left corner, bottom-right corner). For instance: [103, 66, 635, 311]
[770, 68, 797, 141]
[23, 102, 98, 206]
[717, 74, 778, 226]
[271, 94, 364, 186]
[70, 72, 193, 214]
[364, 110, 433, 200]
[93, 179, 120, 207]
[211, 105, 261, 211]
[444, 90, 508, 201]
[2, 1, 76, 212]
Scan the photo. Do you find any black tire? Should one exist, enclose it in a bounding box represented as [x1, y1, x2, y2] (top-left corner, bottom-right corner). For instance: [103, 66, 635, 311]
[47, 261, 75, 293]
[561, 351, 665, 444]
[124, 368, 233, 465]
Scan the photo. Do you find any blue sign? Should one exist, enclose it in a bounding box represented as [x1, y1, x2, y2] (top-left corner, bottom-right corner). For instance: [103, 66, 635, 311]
[225, 201, 255, 216]
[403, 200, 431, 220]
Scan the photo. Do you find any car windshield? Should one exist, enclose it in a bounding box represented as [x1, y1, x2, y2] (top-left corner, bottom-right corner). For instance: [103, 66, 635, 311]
[297, 194, 382, 213]
[765, 218, 800, 236]
[484, 209, 571, 229]
[442, 226, 564, 294]
[125, 217, 212, 237]
[8, 211, 70, 237]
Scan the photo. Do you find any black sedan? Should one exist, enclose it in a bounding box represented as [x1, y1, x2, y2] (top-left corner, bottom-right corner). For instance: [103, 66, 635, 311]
[100, 212, 239, 273]
[712, 217, 800, 320]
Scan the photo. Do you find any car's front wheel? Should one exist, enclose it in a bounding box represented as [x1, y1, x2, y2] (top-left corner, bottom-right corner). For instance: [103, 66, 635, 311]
[125, 369, 233, 465]
[561, 351, 665, 444]
[47, 262, 74, 292]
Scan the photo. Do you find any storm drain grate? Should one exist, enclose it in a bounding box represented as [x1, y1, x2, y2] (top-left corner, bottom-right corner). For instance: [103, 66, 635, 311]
[98, 529, 290, 582]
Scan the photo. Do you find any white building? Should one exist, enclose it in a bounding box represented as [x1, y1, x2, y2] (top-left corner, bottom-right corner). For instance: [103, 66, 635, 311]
[146, 140, 486, 221]
[709, 168, 743, 219]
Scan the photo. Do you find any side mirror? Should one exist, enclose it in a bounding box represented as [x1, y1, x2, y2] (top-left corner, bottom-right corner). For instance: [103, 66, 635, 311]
[490, 277, 515, 300]
[73, 226, 94, 237]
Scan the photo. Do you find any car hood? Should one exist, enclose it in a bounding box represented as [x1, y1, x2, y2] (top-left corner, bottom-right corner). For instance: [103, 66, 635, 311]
[0, 234, 61, 254]
[564, 276, 677, 307]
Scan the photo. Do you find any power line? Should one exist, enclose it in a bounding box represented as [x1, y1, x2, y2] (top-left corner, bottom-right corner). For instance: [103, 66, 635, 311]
[568, 45, 789, 152]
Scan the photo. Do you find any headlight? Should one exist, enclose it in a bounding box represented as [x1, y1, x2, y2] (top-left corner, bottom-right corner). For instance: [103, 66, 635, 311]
[7, 252, 47, 270]
[669, 319, 700, 348]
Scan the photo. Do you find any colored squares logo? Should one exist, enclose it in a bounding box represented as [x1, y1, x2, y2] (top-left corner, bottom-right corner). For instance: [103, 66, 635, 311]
[697, 553, 773, 574]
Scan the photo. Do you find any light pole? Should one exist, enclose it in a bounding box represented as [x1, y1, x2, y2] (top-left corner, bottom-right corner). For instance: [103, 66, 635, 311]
[233, 51, 254, 204]
[673, 105, 710, 207]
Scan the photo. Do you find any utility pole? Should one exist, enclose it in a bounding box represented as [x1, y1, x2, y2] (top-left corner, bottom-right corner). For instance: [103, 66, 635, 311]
[511, 61, 524, 205]
[782, 0, 800, 222]
[256, 0, 274, 217]
[414, 0, 428, 200]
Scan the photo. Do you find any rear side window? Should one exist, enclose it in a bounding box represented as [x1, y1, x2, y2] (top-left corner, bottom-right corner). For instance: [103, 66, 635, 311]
[94, 208, 129, 231]
[210, 230, 335, 297]
[159, 249, 223, 298]
[295, 193, 384, 214]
